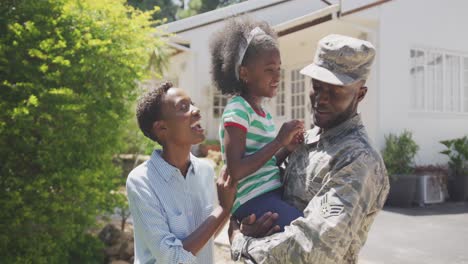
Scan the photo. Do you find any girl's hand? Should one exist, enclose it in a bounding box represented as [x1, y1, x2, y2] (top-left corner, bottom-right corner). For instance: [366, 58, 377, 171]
[275, 120, 304, 147]
[286, 130, 305, 152]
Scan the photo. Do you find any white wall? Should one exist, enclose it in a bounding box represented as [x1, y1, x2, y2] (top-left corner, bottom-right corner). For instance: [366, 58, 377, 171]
[165, 52, 190, 88]
[377, 0, 468, 164]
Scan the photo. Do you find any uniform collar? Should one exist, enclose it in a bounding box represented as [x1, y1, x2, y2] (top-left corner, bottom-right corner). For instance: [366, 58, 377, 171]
[149, 149, 198, 182]
[306, 114, 363, 146]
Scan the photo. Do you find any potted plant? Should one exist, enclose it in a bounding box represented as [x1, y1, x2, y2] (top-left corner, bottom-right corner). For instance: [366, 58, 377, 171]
[382, 131, 420, 207]
[440, 136, 468, 201]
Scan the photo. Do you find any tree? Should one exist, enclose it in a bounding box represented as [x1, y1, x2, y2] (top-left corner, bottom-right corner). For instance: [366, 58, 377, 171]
[177, 0, 203, 19]
[127, 0, 179, 22]
[177, 0, 246, 19]
[0, 0, 167, 262]
[218, 0, 246, 8]
[128, 0, 246, 21]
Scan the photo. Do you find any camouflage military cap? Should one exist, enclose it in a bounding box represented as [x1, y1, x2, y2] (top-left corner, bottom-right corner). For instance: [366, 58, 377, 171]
[300, 34, 375, 85]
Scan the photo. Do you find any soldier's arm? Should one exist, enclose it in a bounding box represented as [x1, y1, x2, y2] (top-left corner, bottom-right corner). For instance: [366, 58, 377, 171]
[231, 152, 387, 263]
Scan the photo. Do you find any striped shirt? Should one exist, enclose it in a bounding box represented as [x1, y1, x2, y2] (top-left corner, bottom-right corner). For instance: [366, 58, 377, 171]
[219, 96, 282, 213]
[126, 150, 216, 264]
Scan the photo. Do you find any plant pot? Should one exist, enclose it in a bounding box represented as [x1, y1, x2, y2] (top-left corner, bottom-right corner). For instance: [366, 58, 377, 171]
[447, 174, 468, 201]
[386, 174, 418, 207]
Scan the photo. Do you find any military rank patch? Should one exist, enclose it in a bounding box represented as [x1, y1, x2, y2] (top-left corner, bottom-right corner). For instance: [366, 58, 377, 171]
[320, 193, 344, 218]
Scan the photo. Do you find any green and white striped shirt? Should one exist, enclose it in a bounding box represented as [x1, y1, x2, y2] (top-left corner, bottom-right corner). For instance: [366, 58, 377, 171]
[219, 96, 282, 213]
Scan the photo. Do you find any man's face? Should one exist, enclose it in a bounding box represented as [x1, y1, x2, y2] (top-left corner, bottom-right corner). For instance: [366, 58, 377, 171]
[243, 48, 281, 98]
[158, 88, 205, 145]
[309, 79, 367, 130]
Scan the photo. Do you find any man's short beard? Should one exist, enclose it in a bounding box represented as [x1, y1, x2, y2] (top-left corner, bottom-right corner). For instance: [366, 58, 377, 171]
[318, 97, 359, 130]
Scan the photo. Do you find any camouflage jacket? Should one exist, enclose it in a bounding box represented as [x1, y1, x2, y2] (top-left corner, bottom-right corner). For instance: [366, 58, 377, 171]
[231, 114, 390, 264]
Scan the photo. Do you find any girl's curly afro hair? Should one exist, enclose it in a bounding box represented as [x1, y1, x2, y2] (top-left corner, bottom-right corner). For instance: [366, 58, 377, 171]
[210, 17, 278, 96]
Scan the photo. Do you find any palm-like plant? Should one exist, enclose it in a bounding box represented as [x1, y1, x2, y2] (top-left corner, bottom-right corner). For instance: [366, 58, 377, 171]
[440, 136, 468, 177]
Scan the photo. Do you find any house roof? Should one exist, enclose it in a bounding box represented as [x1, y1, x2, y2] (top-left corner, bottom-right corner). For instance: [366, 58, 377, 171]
[161, 0, 291, 34]
[160, 0, 331, 50]
[161, 0, 393, 52]
[274, 4, 339, 37]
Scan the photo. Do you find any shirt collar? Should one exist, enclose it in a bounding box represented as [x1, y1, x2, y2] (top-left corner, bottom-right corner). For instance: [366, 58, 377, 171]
[306, 114, 363, 146]
[149, 149, 198, 182]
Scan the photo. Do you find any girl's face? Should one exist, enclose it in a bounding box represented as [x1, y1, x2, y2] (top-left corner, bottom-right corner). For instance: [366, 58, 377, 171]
[241, 48, 281, 98]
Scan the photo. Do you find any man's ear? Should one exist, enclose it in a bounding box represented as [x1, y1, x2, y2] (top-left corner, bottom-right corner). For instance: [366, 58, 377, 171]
[357, 86, 368, 102]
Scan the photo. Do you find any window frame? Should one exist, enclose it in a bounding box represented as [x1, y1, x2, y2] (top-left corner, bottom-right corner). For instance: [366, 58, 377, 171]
[410, 46, 468, 114]
[212, 89, 229, 118]
[275, 69, 286, 117]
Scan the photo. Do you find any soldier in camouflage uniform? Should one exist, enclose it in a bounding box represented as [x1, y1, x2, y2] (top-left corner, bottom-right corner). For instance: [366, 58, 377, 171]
[229, 34, 390, 264]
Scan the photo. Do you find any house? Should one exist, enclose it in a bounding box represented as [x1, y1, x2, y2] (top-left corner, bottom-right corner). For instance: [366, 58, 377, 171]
[156, 0, 468, 165]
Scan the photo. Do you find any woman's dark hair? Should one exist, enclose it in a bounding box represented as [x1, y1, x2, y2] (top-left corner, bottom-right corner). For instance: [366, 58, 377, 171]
[210, 17, 278, 95]
[136, 81, 172, 142]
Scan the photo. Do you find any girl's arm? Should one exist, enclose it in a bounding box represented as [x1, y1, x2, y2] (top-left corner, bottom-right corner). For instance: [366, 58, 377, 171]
[224, 126, 282, 181]
[274, 131, 305, 166]
[224, 120, 303, 181]
[274, 147, 292, 166]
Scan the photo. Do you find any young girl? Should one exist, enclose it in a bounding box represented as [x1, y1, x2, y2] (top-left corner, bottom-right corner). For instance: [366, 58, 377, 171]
[210, 18, 304, 231]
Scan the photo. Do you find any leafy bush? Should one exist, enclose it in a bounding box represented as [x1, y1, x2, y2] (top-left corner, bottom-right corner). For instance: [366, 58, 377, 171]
[440, 136, 468, 177]
[0, 0, 166, 262]
[382, 131, 419, 176]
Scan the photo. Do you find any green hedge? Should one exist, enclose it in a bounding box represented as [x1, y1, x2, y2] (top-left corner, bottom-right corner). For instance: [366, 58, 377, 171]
[0, 0, 165, 262]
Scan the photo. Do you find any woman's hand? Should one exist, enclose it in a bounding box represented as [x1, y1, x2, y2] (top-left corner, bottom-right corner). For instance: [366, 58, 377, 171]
[217, 165, 237, 213]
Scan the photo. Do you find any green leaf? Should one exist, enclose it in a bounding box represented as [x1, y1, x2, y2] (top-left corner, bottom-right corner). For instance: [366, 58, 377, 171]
[27, 95, 39, 107]
[0, 0, 168, 261]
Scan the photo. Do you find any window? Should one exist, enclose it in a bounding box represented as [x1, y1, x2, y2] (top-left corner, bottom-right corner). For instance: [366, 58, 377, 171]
[410, 48, 468, 113]
[276, 69, 286, 117]
[213, 89, 228, 118]
[290, 68, 306, 120]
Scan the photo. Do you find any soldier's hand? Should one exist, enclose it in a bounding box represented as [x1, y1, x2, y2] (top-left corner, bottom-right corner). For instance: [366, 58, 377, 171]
[239, 212, 281, 238]
[228, 216, 240, 245]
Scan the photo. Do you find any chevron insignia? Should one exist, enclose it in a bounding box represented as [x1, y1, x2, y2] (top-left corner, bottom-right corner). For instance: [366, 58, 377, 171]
[320, 193, 344, 218]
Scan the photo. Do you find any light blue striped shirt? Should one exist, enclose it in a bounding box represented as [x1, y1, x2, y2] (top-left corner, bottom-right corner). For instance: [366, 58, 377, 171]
[126, 150, 216, 264]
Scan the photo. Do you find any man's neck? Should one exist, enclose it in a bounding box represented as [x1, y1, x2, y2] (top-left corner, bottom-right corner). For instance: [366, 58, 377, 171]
[161, 144, 192, 177]
[321, 113, 358, 133]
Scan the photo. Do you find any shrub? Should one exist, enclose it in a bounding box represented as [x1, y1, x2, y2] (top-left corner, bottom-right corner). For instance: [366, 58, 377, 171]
[0, 0, 166, 262]
[382, 131, 419, 176]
